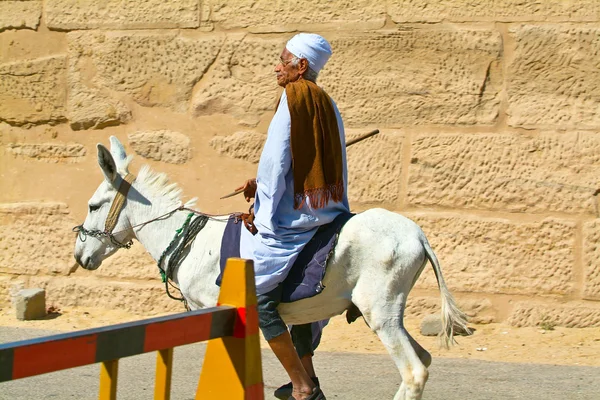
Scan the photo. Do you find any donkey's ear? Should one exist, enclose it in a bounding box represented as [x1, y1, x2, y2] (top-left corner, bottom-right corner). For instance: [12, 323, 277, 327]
[109, 136, 129, 173]
[109, 136, 127, 163]
[97, 144, 118, 185]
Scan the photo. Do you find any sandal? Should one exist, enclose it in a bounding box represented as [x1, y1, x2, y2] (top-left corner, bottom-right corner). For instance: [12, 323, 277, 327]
[288, 386, 326, 400]
[274, 377, 319, 400]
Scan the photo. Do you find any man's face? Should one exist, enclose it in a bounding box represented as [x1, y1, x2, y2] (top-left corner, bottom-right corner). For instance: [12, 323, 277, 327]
[275, 48, 302, 87]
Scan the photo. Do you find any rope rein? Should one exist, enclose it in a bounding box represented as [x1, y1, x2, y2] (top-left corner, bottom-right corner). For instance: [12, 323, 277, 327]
[156, 213, 209, 304]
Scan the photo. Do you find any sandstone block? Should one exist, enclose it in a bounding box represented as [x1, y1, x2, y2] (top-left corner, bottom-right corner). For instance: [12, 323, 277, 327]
[319, 30, 502, 127]
[388, 1, 600, 23]
[45, 0, 199, 30]
[207, 0, 385, 32]
[508, 25, 600, 129]
[346, 130, 403, 203]
[68, 31, 224, 129]
[408, 132, 600, 214]
[408, 213, 575, 296]
[191, 35, 285, 121]
[28, 276, 182, 314]
[508, 301, 600, 328]
[128, 130, 191, 164]
[0, 56, 67, 126]
[5, 143, 86, 162]
[583, 220, 600, 300]
[15, 288, 46, 320]
[0, 30, 66, 64]
[0, 1, 41, 31]
[0, 202, 76, 276]
[193, 30, 502, 127]
[209, 131, 267, 164]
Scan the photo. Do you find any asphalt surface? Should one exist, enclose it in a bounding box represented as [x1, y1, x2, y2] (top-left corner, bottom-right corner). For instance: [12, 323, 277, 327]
[1, 327, 598, 399]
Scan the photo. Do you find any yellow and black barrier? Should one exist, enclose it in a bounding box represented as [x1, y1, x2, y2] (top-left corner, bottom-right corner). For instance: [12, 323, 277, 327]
[0, 258, 263, 400]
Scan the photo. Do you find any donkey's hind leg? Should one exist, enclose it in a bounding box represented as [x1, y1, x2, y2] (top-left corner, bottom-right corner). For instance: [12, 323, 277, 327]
[365, 304, 429, 400]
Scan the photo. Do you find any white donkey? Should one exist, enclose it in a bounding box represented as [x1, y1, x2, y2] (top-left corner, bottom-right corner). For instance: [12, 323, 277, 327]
[74, 136, 468, 400]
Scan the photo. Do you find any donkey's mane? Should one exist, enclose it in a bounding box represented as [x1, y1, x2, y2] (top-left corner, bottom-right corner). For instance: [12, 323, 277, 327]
[135, 164, 197, 208]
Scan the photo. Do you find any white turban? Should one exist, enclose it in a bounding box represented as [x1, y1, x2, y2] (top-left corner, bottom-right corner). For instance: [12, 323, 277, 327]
[285, 33, 332, 74]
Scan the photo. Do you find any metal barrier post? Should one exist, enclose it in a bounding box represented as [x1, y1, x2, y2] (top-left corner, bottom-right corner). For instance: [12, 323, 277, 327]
[99, 359, 119, 400]
[154, 348, 173, 400]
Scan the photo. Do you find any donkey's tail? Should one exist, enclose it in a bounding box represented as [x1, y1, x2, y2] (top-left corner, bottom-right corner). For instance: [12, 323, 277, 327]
[423, 239, 471, 348]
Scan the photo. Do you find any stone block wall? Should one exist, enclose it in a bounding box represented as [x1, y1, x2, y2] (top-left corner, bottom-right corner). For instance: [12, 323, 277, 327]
[1, 1, 599, 327]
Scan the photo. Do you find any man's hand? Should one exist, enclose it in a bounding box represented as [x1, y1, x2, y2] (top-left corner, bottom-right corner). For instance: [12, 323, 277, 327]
[235, 178, 257, 202]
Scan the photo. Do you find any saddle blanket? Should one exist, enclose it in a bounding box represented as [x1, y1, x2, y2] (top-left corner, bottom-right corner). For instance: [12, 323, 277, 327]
[217, 212, 354, 303]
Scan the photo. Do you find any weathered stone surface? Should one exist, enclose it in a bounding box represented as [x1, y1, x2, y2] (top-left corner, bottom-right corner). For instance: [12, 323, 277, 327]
[508, 301, 600, 328]
[28, 276, 182, 314]
[408, 213, 575, 296]
[194, 30, 501, 128]
[0, 1, 41, 31]
[5, 142, 86, 162]
[346, 130, 403, 203]
[191, 35, 284, 122]
[209, 131, 266, 164]
[0, 203, 77, 276]
[68, 31, 224, 129]
[45, 0, 199, 30]
[388, 1, 600, 22]
[583, 220, 600, 300]
[0, 30, 67, 64]
[0, 56, 67, 125]
[508, 25, 600, 129]
[320, 30, 502, 127]
[408, 133, 600, 214]
[207, 0, 385, 31]
[128, 130, 191, 164]
[15, 288, 46, 320]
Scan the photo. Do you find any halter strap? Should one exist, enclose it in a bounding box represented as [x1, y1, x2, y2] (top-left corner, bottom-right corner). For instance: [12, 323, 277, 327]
[104, 173, 135, 233]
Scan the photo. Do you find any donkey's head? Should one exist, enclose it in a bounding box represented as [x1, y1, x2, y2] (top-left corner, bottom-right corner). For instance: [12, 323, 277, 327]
[74, 136, 135, 270]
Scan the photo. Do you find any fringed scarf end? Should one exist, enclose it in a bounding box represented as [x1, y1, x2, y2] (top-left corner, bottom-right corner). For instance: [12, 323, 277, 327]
[294, 181, 344, 210]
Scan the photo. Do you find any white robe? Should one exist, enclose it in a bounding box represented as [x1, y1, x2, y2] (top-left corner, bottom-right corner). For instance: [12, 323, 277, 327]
[240, 90, 350, 295]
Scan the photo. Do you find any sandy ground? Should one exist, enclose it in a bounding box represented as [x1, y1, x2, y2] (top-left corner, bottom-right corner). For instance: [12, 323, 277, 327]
[1, 305, 598, 367]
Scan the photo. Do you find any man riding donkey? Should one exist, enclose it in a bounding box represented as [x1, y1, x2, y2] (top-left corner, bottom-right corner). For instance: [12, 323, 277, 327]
[235, 33, 349, 400]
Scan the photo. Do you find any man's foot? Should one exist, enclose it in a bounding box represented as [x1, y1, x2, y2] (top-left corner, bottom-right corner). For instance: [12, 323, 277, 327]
[274, 377, 319, 400]
[288, 386, 326, 400]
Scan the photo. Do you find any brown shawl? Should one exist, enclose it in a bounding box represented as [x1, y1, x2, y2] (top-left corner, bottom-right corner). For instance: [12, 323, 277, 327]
[285, 79, 344, 209]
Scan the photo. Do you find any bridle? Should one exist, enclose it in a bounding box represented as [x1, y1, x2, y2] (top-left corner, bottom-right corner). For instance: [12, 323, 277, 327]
[72, 172, 239, 307]
[72, 173, 136, 249]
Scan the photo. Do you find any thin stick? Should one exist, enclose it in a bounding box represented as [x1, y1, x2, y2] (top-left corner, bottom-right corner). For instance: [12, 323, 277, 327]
[220, 129, 380, 200]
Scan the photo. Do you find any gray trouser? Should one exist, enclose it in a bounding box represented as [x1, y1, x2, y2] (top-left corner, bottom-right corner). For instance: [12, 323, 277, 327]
[257, 285, 320, 358]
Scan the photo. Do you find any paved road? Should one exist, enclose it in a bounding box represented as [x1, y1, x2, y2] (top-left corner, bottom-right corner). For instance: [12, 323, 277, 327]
[1, 327, 598, 399]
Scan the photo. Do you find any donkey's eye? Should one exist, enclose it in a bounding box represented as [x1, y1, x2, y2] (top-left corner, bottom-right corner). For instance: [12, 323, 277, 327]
[89, 204, 101, 213]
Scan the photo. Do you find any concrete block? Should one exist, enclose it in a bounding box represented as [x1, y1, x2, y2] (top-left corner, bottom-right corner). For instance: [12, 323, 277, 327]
[420, 313, 472, 336]
[15, 288, 46, 320]
[420, 313, 443, 336]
